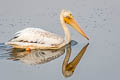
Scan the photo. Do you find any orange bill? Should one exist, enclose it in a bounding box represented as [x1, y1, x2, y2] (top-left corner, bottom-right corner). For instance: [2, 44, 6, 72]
[69, 18, 89, 40]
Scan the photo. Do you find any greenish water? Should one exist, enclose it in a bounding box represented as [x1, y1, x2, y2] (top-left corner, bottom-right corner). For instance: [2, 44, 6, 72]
[0, 0, 120, 80]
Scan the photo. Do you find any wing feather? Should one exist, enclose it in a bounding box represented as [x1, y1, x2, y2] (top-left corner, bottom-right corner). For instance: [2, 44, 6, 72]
[10, 28, 65, 45]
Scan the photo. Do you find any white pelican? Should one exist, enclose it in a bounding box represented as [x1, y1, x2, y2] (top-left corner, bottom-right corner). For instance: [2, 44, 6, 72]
[6, 9, 89, 50]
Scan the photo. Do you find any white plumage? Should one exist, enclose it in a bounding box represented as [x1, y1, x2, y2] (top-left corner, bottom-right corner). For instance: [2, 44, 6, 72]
[6, 10, 89, 50]
[6, 28, 66, 49]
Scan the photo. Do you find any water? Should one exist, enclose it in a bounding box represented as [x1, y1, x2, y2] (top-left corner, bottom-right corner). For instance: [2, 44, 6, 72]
[0, 0, 120, 80]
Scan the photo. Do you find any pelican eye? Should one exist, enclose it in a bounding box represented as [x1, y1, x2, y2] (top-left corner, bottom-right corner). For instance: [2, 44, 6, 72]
[66, 14, 73, 19]
[69, 14, 73, 18]
[64, 13, 73, 24]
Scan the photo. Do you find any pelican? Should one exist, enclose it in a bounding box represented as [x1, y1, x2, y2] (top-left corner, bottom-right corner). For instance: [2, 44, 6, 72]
[6, 9, 89, 50]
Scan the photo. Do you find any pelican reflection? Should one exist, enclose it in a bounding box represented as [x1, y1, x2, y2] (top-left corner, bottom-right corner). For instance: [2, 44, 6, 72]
[7, 42, 89, 77]
[8, 48, 65, 65]
[7, 40, 77, 64]
[62, 43, 89, 77]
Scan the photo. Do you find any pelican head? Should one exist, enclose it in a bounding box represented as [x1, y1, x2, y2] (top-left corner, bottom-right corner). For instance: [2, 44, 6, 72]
[61, 10, 89, 40]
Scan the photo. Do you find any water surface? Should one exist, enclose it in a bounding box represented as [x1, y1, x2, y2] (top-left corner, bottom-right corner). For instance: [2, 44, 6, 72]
[0, 0, 120, 80]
